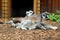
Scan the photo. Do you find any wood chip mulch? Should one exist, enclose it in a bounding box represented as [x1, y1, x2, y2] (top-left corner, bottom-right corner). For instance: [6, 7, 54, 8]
[0, 20, 60, 40]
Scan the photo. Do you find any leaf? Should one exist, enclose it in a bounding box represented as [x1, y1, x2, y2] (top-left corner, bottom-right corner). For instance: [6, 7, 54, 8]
[48, 13, 60, 23]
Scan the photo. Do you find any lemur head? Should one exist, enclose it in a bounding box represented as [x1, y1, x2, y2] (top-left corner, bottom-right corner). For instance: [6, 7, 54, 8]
[26, 10, 34, 16]
[41, 11, 49, 19]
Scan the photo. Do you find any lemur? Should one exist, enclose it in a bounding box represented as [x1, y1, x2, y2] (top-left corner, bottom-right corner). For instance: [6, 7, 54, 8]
[6, 10, 58, 30]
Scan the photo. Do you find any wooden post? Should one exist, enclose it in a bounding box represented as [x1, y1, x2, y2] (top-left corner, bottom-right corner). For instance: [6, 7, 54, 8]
[2, 0, 11, 22]
[33, 0, 37, 15]
[33, 0, 40, 15]
[37, 0, 40, 14]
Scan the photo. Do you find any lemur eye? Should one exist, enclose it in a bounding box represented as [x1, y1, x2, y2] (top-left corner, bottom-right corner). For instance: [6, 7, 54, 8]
[42, 14, 45, 16]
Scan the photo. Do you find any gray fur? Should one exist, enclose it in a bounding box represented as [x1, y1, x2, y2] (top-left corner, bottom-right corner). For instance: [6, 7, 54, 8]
[6, 11, 58, 30]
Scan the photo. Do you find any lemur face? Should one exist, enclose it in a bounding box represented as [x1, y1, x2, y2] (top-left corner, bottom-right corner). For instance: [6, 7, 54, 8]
[26, 10, 33, 16]
[41, 12, 49, 19]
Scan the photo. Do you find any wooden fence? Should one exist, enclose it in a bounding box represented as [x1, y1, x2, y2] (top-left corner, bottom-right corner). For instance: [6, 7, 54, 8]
[40, 0, 60, 13]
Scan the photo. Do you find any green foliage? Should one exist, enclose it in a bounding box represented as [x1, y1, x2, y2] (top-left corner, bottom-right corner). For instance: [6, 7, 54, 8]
[48, 13, 60, 23]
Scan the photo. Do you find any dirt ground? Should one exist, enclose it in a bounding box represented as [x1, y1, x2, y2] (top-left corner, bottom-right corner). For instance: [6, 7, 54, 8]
[0, 20, 60, 40]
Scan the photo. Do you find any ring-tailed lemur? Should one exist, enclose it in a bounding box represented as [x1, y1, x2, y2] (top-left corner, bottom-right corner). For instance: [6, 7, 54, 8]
[26, 10, 34, 17]
[39, 11, 49, 21]
[6, 11, 58, 30]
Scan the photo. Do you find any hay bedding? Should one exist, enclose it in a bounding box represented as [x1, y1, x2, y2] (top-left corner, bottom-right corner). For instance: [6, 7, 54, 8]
[0, 19, 60, 40]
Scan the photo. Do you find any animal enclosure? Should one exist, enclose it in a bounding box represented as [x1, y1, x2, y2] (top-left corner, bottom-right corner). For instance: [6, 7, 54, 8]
[0, 0, 60, 40]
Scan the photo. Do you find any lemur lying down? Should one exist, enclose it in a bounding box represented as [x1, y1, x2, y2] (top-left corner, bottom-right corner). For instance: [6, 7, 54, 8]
[6, 10, 58, 30]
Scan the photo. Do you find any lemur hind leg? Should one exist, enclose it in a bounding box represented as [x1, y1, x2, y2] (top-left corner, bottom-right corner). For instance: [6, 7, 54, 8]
[42, 23, 58, 30]
[37, 22, 47, 30]
[37, 22, 58, 30]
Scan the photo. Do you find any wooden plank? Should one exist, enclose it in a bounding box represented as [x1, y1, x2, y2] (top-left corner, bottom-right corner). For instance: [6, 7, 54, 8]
[52, 0, 58, 13]
[40, 0, 47, 13]
[48, 0, 52, 12]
